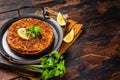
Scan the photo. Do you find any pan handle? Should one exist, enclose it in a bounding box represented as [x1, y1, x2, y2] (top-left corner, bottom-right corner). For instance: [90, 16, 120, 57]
[0, 50, 12, 60]
[17, 6, 50, 19]
[0, 50, 41, 64]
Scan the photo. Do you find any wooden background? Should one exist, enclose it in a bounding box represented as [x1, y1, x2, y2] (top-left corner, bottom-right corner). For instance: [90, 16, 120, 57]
[0, 0, 120, 80]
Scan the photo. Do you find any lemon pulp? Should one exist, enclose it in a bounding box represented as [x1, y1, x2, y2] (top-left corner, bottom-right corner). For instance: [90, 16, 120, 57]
[18, 28, 29, 40]
[57, 12, 66, 26]
[63, 29, 74, 43]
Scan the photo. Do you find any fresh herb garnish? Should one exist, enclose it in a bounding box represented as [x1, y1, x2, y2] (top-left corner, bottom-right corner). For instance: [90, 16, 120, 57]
[25, 51, 66, 80]
[27, 26, 41, 38]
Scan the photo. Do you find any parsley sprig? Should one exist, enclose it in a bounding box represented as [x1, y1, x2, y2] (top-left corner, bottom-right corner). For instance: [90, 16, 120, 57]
[27, 26, 41, 38]
[26, 51, 66, 80]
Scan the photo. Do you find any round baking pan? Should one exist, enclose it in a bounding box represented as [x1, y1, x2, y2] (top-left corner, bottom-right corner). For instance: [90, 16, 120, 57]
[0, 14, 63, 64]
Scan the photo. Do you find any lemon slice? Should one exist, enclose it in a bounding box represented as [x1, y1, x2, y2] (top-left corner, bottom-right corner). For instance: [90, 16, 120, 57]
[18, 28, 29, 40]
[57, 12, 66, 26]
[63, 29, 74, 43]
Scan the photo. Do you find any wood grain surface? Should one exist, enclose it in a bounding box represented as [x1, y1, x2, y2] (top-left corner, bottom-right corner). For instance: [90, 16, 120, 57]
[0, 0, 120, 80]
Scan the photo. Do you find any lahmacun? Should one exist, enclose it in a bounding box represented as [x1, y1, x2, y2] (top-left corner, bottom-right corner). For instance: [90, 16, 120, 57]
[7, 18, 54, 55]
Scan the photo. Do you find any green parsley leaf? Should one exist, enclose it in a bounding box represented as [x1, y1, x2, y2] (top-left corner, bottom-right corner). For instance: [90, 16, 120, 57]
[51, 50, 60, 59]
[42, 69, 50, 80]
[27, 26, 41, 38]
[54, 69, 60, 76]
[34, 26, 41, 35]
[31, 33, 36, 38]
[40, 58, 47, 65]
[27, 26, 34, 31]
[46, 57, 54, 67]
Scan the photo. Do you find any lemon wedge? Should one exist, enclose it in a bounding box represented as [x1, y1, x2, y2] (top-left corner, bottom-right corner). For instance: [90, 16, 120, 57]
[57, 12, 66, 26]
[18, 28, 29, 40]
[63, 29, 74, 43]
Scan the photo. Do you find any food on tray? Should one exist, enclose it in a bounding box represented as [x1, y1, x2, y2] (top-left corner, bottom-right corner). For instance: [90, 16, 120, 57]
[57, 12, 66, 26]
[7, 18, 54, 55]
[63, 29, 74, 43]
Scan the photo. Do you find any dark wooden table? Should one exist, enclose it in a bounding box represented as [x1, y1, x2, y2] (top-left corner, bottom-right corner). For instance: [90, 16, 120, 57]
[0, 0, 120, 80]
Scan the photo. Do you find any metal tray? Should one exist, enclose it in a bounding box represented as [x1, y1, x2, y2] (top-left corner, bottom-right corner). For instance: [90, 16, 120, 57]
[0, 14, 63, 64]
